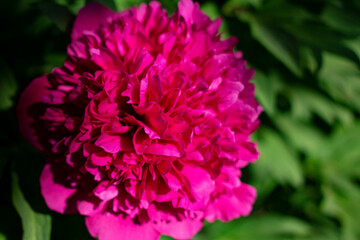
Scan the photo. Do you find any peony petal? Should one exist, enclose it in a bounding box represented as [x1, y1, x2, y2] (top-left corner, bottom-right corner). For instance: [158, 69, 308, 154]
[85, 212, 159, 240]
[144, 143, 181, 157]
[207, 18, 221, 36]
[205, 183, 256, 222]
[71, 3, 116, 40]
[40, 164, 77, 214]
[153, 217, 203, 240]
[147, 75, 163, 103]
[164, 170, 183, 192]
[90, 47, 124, 70]
[133, 127, 151, 154]
[144, 104, 168, 138]
[148, 203, 203, 239]
[95, 133, 133, 154]
[77, 200, 97, 216]
[17, 75, 50, 151]
[77, 197, 107, 216]
[181, 166, 215, 202]
[178, 0, 196, 26]
[94, 182, 119, 201]
[90, 151, 112, 166]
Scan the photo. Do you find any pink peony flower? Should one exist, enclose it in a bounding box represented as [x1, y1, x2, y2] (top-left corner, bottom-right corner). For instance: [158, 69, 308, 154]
[17, 0, 262, 239]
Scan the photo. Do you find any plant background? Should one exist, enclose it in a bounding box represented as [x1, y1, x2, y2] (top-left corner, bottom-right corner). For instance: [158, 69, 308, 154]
[1, 0, 360, 239]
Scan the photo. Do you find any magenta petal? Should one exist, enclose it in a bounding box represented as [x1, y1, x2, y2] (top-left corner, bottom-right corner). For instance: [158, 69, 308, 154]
[148, 204, 203, 239]
[95, 133, 132, 153]
[153, 216, 203, 240]
[144, 104, 168, 138]
[178, 0, 196, 26]
[90, 151, 112, 166]
[144, 143, 181, 157]
[94, 182, 119, 201]
[77, 200, 98, 216]
[233, 183, 257, 215]
[181, 166, 215, 202]
[71, 3, 116, 40]
[40, 164, 77, 214]
[90, 47, 124, 70]
[77, 198, 107, 216]
[147, 75, 163, 103]
[85, 213, 159, 240]
[95, 133, 121, 153]
[205, 183, 256, 222]
[17, 75, 50, 151]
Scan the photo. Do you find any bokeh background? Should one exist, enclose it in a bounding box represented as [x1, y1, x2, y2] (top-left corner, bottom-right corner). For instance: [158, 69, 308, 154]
[1, 0, 360, 239]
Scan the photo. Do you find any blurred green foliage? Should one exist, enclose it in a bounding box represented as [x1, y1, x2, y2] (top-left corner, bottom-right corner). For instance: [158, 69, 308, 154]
[11, 173, 51, 240]
[0, 0, 359, 239]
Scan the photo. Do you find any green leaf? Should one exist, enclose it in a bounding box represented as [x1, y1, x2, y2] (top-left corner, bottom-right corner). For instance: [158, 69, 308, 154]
[54, 0, 86, 13]
[317, 123, 360, 240]
[159, 235, 174, 240]
[252, 0, 314, 24]
[284, 22, 360, 67]
[113, 0, 143, 11]
[0, 233, 6, 240]
[195, 214, 311, 240]
[253, 70, 280, 115]
[224, 0, 263, 10]
[321, 5, 360, 35]
[299, 46, 322, 73]
[319, 53, 360, 111]
[322, 176, 360, 240]
[321, 122, 360, 177]
[275, 115, 326, 156]
[250, 20, 302, 77]
[86, 0, 117, 10]
[37, 2, 75, 32]
[253, 128, 303, 187]
[0, 59, 17, 111]
[249, 167, 277, 201]
[345, 36, 360, 63]
[289, 87, 354, 125]
[12, 172, 51, 240]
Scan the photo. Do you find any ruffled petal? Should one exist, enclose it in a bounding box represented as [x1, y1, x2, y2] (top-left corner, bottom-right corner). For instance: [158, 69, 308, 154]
[40, 164, 77, 214]
[205, 183, 256, 222]
[17, 75, 50, 151]
[153, 217, 203, 239]
[178, 0, 197, 26]
[181, 165, 215, 202]
[71, 3, 116, 40]
[148, 203, 203, 239]
[85, 213, 159, 240]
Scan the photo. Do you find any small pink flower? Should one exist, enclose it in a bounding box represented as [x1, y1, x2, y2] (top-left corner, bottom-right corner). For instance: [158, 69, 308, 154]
[17, 0, 262, 239]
